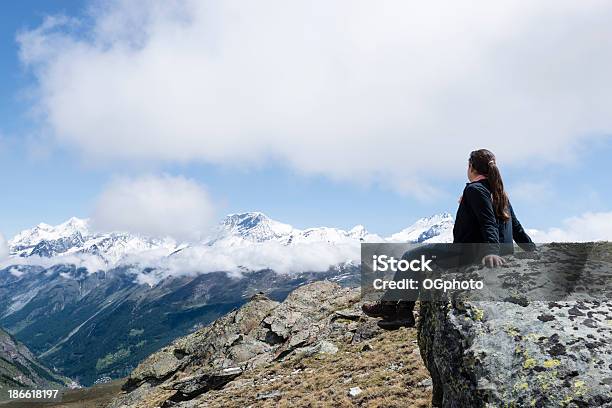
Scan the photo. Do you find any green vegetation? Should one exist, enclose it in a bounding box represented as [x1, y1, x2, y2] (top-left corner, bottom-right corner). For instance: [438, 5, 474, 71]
[96, 348, 131, 371]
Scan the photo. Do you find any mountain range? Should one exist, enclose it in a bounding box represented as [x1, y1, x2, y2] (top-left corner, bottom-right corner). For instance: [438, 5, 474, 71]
[7, 211, 453, 265]
[0, 212, 453, 386]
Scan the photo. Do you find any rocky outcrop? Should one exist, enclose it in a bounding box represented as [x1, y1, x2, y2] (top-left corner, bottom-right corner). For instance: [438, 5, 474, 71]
[418, 243, 612, 407]
[1, 262, 358, 386]
[108, 243, 611, 408]
[109, 281, 428, 407]
[107, 291, 279, 407]
[0, 328, 71, 400]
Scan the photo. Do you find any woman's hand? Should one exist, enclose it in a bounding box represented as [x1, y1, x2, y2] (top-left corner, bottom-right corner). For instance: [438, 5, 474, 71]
[482, 254, 504, 268]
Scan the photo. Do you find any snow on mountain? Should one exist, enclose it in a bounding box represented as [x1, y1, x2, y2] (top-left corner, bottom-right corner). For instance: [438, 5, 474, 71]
[386, 212, 454, 243]
[5, 211, 453, 271]
[207, 212, 294, 246]
[8, 218, 177, 264]
[77, 233, 177, 265]
[10, 217, 88, 252]
[287, 225, 383, 245]
[206, 212, 385, 247]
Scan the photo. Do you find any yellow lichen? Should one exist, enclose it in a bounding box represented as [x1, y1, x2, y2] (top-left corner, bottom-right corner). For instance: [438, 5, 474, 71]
[543, 359, 560, 368]
[513, 382, 529, 391]
[523, 358, 536, 369]
[573, 380, 587, 397]
[472, 308, 484, 321]
[574, 380, 585, 387]
[505, 326, 520, 337]
[535, 373, 553, 391]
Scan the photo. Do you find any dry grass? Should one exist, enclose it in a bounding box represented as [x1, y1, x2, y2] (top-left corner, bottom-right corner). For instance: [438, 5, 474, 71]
[195, 327, 432, 408]
[9, 314, 433, 408]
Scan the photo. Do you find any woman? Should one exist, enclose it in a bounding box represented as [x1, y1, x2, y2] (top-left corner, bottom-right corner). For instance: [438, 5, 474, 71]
[363, 148, 535, 329]
[455, 148, 535, 265]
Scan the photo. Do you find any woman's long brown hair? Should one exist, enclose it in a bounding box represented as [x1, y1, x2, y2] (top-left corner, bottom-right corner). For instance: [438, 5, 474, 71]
[469, 149, 510, 221]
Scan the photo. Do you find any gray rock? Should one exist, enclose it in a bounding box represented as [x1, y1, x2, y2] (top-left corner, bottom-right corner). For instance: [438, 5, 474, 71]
[417, 378, 433, 388]
[351, 318, 382, 343]
[302, 340, 339, 357]
[348, 386, 363, 398]
[108, 293, 279, 407]
[108, 281, 361, 408]
[418, 243, 612, 408]
[256, 390, 282, 400]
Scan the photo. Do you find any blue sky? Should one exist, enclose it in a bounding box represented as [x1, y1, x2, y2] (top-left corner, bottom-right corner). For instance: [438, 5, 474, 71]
[1, 1, 611, 240]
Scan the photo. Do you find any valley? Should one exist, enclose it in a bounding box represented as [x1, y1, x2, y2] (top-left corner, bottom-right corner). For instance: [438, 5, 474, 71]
[0, 211, 452, 386]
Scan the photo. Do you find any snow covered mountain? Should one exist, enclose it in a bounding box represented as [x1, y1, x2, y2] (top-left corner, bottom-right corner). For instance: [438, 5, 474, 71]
[206, 212, 295, 246]
[6, 212, 454, 268]
[10, 217, 88, 257]
[207, 212, 452, 247]
[206, 212, 384, 247]
[8, 218, 177, 264]
[386, 212, 454, 243]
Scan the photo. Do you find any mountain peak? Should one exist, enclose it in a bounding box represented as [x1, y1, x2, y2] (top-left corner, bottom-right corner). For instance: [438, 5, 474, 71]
[386, 212, 454, 243]
[10, 217, 89, 250]
[63, 216, 88, 225]
[7, 211, 454, 262]
[56, 217, 89, 234]
[215, 212, 294, 244]
[417, 212, 453, 222]
[7, 217, 173, 262]
[222, 212, 270, 227]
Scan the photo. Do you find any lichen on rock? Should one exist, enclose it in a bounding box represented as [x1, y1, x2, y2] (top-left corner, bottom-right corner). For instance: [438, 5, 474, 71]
[418, 243, 612, 408]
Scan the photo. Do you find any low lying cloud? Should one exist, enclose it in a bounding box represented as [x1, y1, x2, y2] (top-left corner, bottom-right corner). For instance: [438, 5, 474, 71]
[0, 240, 359, 286]
[0, 252, 108, 272]
[3, 210, 610, 284]
[529, 212, 612, 242]
[125, 241, 359, 285]
[91, 174, 215, 240]
[18, 0, 612, 195]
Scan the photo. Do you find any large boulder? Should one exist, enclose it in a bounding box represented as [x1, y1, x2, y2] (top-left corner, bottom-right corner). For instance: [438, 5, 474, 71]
[418, 243, 612, 407]
[108, 281, 361, 407]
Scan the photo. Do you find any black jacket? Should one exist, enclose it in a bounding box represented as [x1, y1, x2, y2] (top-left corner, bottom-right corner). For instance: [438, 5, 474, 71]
[453, 179, 534, 254]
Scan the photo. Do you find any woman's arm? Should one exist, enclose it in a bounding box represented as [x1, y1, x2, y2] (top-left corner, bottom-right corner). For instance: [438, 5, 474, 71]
[509, 204, 536, 251]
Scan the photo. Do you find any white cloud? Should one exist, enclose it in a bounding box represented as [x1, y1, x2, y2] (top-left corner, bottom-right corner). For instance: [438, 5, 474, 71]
[529, 212, 612, 242]
[18, 0, 612, 195]
[0, 233, 9, 260]
[125, 240, 359, 285]
[91, 174, 215, 240]
[0, 240, 359, 285]
[0, 252, 107, 272]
